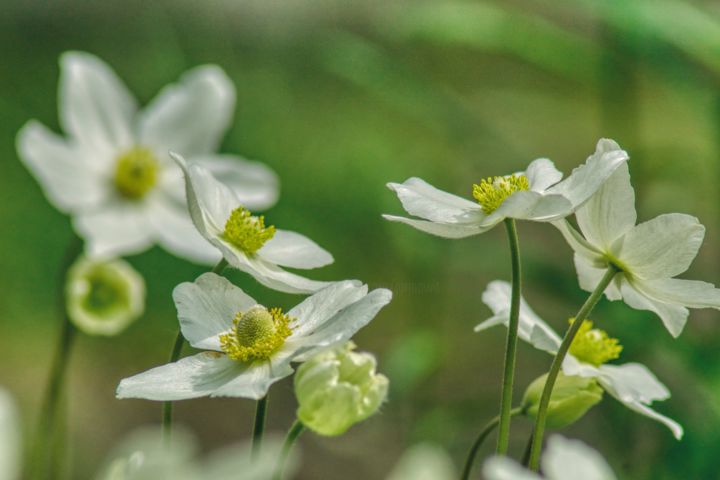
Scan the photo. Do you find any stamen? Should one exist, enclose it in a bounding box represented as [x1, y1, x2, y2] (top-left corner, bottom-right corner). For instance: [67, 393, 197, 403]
[569, 319, 622, 367]
[223, 207, 276, 255]
[114, 147, 159, 199]
[472, 174, 529, 214]
[220, 306, 292, 363]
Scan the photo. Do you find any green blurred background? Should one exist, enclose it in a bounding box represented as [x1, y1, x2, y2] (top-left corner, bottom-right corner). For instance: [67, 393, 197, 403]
[2, 0, 720, 478]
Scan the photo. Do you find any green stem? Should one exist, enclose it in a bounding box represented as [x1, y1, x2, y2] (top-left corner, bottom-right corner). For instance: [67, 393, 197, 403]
[161, 258, 227, 440]
[273, 420, 305, 480]
[527, 266, 618, 471]
[521, 432, 534, 467]
[496, 219, 522, 454]
[252, 395, 269, 459]
[461, 407, 523, 480]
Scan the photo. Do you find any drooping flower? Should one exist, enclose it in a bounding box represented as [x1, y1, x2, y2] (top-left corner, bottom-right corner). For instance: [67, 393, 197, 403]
[476, 280, 683, 439]
[521, 371, 603, 429]
[17, 51, 279, 264]
[386, 443, 457, 480]
[66, 256, 145, 336]
[0, 387, 20, 480]
[554, 162, 720, 337]
[483, 435, 617, 480]
[382, 139, 628, 238]
[294, 342, 388, 436]
[116, 273, 392, 401]
[173, 153, 334, 294]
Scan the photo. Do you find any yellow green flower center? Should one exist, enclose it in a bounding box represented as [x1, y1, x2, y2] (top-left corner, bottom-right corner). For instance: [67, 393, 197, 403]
[220, 306, 292, 362]
[114, 147, 159, 199]
[222, 207, 276, 255]
[472, 174, 529, 214]
[79, 263, 132, 317]
[568, 319, 622, 367]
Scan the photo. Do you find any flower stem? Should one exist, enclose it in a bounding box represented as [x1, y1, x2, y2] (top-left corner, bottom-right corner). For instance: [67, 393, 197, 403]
[162, 257, 228, 441]
[527, 266, 618, 471]
[496, 218, 522, 454]
[461, 407, 523, 480]
[252, 395, 269, 459]
[273, 420, 305, 480]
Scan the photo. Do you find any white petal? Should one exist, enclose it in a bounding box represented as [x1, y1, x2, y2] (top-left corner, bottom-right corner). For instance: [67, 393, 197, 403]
[0, 388, 20, 480]
[386, 178, 482, 223]
[597, 363, 669, 404]
[73, 201, 154, 259]
[490, 190, 573, 223]
[620, 281, 688, 337]
[210, 357, 294, 399]
[194, 154, 279, 211]
[616, 214, 705, 279]
[615, 401, 684, 440]
[287, 281, 367, 337]
[547, 138, 629, 210]
[227, 249, 333, 294]
[482, 457, 541, 480]
[633, 277, 720, 309]
[543, 435, 617, 480]
[386, 443, 457, 480]
[574, 255, 623, 301]
[59, 51, 136, 153]
[525, 158, 563, 192]
[382, 214, 488, 238]
[475, 280, 562, 353]
[139, 65, 235, 156]
[561, 355, 601, 379]
[257, 230, 333, 269]
[574, 162, 636, 250]
[552, 220, 604, 263]
[116, 352, 240, 401]
[173, 273, 257, 350]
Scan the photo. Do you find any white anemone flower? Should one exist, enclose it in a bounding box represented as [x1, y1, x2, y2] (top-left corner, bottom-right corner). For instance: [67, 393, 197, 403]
[554, 162, 720, 337]
[386, 443, 457, 480]
[116, 273, 392, 401]
[17, 51, 279, 264]
[383, 139, 628, 238]
[173, 152, 333, 294]
[476, 280, 683, 439]
[483, 435, 617, 480]
[0, 387, 20, 480]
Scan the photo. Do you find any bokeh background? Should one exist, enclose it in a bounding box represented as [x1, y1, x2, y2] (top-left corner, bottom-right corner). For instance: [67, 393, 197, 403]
[2, 0, 720, 478]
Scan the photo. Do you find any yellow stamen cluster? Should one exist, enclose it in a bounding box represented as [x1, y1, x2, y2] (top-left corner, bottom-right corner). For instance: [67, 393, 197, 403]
[569, 319, 623, 367]
[223, 207, 276, 255]
[220, 306, 292, 363]
[472, 174, 529, 214]
[114, 147, 159, 199]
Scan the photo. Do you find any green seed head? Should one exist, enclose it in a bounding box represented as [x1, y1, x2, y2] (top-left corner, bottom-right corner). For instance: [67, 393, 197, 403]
[114, 147, 159, 199]
[220, 306, 292, 363]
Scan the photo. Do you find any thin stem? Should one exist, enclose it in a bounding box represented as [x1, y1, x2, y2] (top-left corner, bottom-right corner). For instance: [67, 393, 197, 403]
[252, 395, 269, 459]
[212, 258, 228, 274]
[273, 420, 305, 480]
[461, 407, 523, 480]
[527, 266, 618, 471]
[496, 219, 522, 454]
[521, 432, 534, 467]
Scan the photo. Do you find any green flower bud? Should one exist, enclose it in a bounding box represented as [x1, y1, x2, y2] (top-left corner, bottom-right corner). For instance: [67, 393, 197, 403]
[294, 342, 389, 436]
[521, 372, 603, 429]
[65, 256, 145, 336]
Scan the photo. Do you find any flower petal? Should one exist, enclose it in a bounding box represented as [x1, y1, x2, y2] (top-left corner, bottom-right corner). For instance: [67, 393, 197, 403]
[489, 190, 573, 223]
[483, 457, 542, 480]
[620, 281, 688, 337]
[257, 230, 333, 269]
[561, 355, 601, 378]
[574, 255, 623, 301]
[382, 214, 487, 238]
[616, 213, 705, 279]
[542, 435, 617, 480]
[574, 161, 636, 251]
[615, 401, 684, 440]
[17, 121, 109, 212]
[116, 352, 240, 401]
[546, 138, 629, 211]
[552, 220, 604, 263]
[525, 158, 563, 192]
[173, 272, 257, 351]
[210, 357, 294, 399]
[59, 51, 136, 153]
[287, 281, 367, 337]
[386, 178, 483, 223]
[632, 277, 720, 310]
[139, 65, 235, 156]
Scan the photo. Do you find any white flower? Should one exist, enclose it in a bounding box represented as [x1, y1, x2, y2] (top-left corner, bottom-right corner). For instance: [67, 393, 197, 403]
[476, 280, 683, 439]
[554, 162, 720, 337]
[116, 273, 392, 400]
[173, 153, 333, 294]
[383, 139, 628, 238]
[483, 435, 616, 480]
[17, 51, 279, 264]
[386, 443, 457, 480]
[0, 387, 20, 480]
[66, 256, 145, 336]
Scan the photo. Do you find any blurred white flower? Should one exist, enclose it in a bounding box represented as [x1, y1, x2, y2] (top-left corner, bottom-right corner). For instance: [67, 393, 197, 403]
[483, 435, 616, 480]
[554, 162, 720, 337]
[476, 280, 683, 439]
[116, 274, 392, 400]
[386, 443, 456, 480]
[383, 139, 628, 238]
[66, 256, 145, 336]
[174, 153, 333, 294]
[17, 51, 279, 264]
[0, 387, 20, 480]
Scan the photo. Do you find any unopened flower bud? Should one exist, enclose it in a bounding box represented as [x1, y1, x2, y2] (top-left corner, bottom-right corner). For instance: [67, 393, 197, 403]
[522, 372, 603, 429]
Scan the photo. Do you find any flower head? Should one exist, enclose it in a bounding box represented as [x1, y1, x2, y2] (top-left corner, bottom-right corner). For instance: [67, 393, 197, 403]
[294, 342, 388, 436]
[17, 51, 279, 264]
[116, 274, 392, 401]
[476, 280, 683, 439]
[173, 153, 334, 294]
[383, 139, 628, 238]
[554, 162, 720, 337]
[66, 256, 145, 336]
